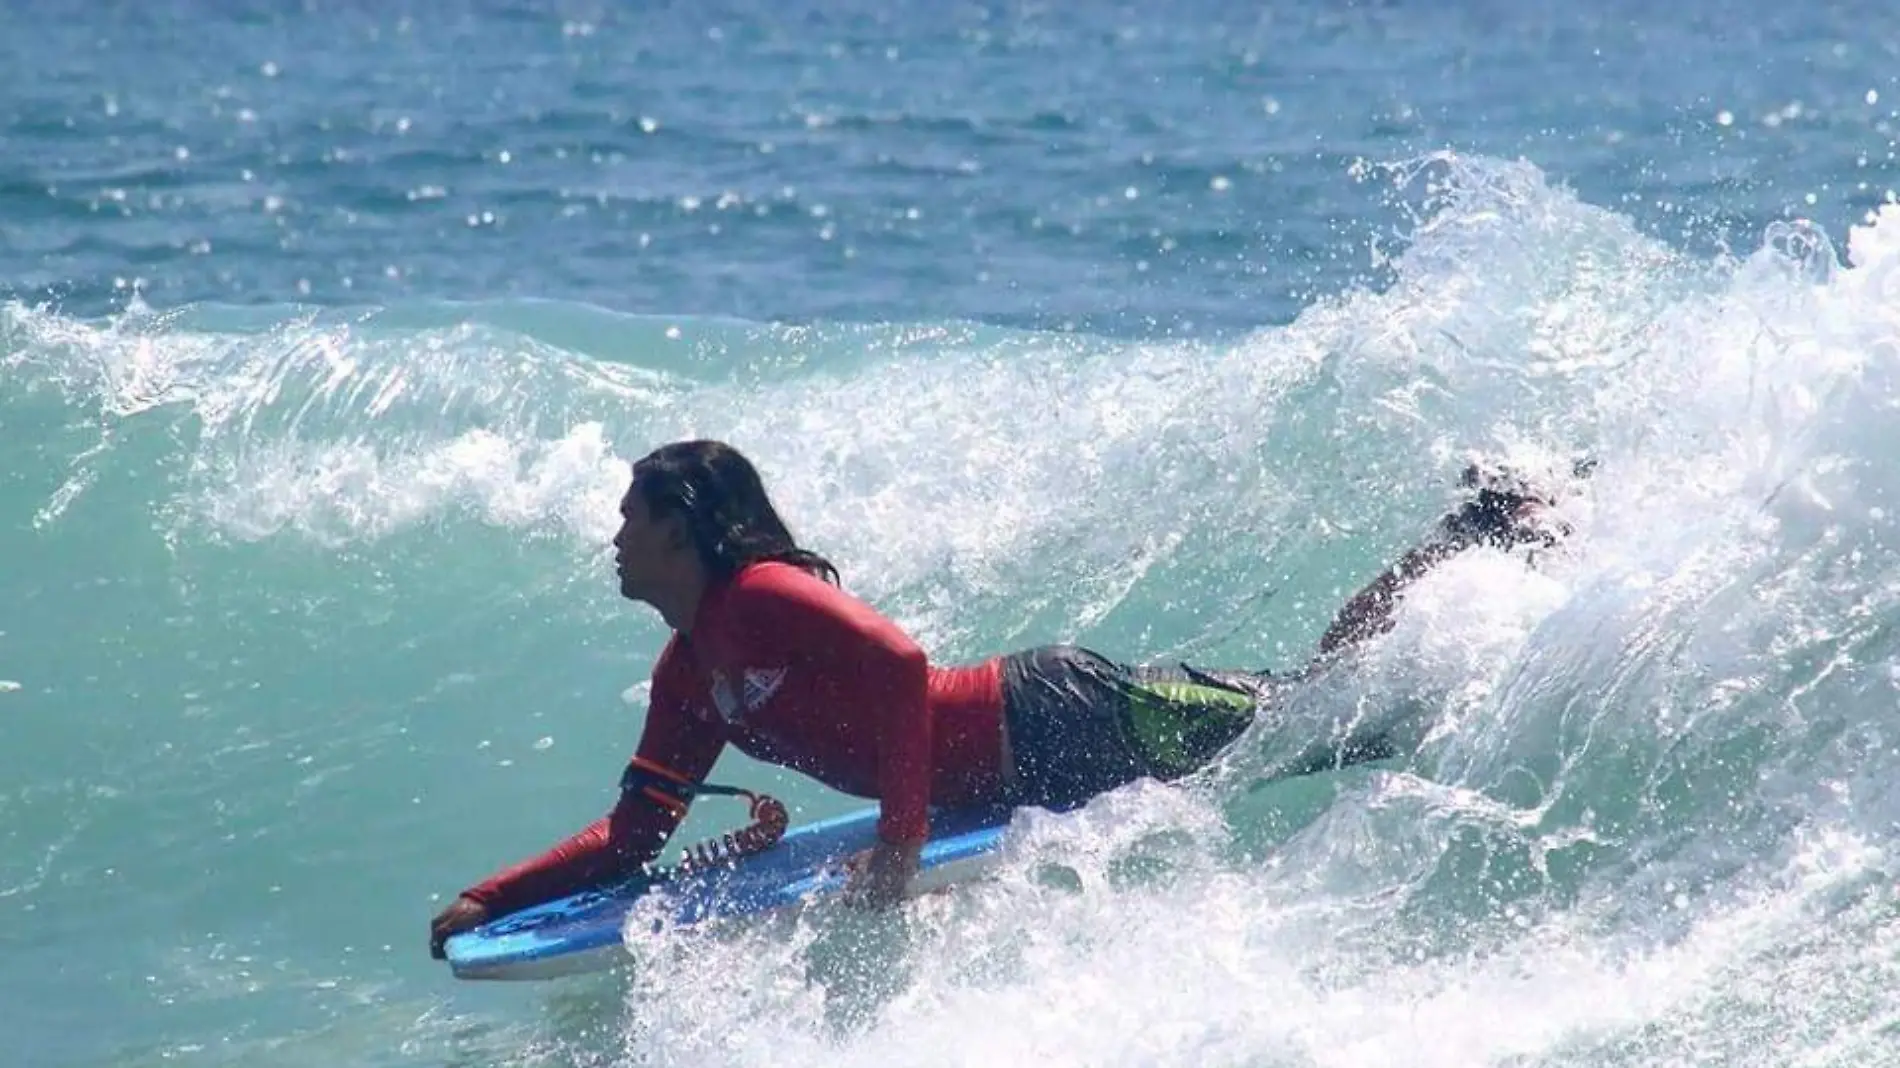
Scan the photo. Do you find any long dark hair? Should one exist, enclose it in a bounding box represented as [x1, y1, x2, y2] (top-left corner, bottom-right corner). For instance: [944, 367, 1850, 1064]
[631, 440, 840, 586]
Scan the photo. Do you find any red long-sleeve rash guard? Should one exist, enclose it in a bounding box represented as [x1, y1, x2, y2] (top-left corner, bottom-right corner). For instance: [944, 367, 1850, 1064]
[463, 562, 1007, 915]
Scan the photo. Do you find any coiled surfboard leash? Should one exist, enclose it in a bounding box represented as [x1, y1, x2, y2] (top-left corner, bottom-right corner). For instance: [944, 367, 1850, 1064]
[671, 784, 789, 875]
[621, 757, 789, 879]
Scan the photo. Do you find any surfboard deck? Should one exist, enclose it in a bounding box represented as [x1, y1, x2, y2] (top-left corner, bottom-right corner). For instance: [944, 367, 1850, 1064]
[444, 803, 1016, 980]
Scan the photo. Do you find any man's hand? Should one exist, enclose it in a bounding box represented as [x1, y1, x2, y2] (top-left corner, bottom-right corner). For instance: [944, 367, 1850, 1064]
[842, 838, 921, 909]
[429, 895, 490, 959]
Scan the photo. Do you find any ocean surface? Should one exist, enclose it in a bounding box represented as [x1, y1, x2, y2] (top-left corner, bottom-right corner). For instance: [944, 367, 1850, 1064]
[6, 2, 1900, 1065]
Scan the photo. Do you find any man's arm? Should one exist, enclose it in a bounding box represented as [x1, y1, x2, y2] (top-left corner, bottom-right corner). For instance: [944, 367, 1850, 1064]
[457, 679, 727, 916]
[735, 566, 933, 846]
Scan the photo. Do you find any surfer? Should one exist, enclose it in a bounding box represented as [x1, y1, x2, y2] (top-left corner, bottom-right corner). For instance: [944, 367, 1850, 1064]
[430, 440, 1573, 957]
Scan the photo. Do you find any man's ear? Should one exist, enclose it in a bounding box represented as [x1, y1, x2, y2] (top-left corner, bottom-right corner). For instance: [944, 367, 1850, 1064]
[661, 513, 694, 553]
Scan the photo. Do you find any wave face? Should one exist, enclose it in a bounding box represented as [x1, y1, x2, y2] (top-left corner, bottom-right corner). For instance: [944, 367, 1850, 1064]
[7, 153, 1900, 1066]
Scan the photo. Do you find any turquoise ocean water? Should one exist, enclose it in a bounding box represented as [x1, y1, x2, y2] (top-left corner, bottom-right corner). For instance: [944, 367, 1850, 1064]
[6, 3, 1900, 1065]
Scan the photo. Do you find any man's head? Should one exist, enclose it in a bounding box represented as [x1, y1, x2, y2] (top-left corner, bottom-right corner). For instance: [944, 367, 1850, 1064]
[612, 440, 838, 604]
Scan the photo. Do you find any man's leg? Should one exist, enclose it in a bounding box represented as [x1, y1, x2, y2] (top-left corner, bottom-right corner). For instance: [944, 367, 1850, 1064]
[1314, 461, 1582, 659]
[1034, 463, 1586, 792]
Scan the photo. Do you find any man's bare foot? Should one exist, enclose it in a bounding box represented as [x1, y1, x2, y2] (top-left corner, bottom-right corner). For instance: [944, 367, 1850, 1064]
[1438, 457, 1594, 551]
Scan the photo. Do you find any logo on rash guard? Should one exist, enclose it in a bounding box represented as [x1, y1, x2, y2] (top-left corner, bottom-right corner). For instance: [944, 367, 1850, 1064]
[708, 666, 786, 723]
[744, 667, 785, 711]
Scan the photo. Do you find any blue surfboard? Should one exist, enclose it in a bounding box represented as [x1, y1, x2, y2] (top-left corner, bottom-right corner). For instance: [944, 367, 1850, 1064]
[445, 804, 1016, 980]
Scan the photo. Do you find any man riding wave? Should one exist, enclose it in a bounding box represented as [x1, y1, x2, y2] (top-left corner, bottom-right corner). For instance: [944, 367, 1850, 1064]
[431, 440, 1575, 957]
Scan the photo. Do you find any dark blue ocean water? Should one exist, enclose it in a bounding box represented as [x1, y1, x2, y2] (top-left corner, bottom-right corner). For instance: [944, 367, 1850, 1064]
[5, 1, 1898, 333]
[8, 3, 1900, 1067]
